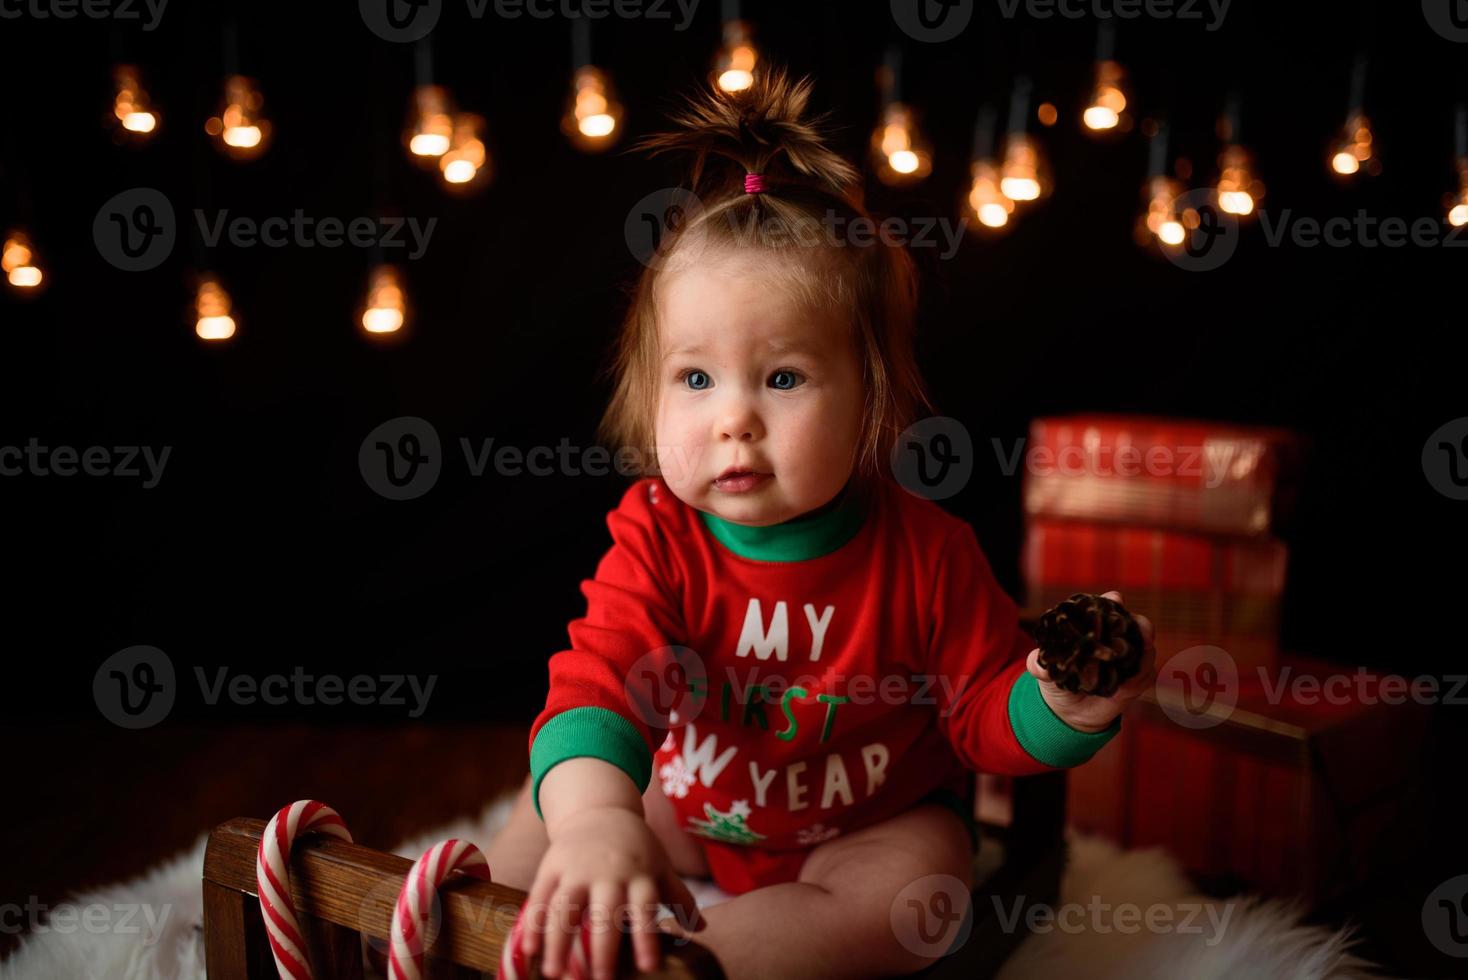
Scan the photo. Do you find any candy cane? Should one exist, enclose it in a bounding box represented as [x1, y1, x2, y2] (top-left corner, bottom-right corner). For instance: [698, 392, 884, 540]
[387, 839, 492, 980]
[499, 901, 597, 980]
[255, 800, 354, 980]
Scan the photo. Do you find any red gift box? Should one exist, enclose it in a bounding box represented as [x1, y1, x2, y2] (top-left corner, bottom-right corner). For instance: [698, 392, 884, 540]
[1022, 518, 1288, 668]
[1066, 654, 1432, 901]
[1022, 414, 1300, 537]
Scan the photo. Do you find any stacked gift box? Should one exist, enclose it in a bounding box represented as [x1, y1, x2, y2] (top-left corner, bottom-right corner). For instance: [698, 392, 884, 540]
[1019, 413, 1300, 672]
[994, 415, 1433, 902]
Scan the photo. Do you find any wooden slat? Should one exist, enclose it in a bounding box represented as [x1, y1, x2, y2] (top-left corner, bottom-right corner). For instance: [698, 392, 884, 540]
[203, 818, 725, 979]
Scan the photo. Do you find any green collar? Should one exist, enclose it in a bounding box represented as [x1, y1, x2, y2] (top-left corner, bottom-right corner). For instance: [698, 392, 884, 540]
[699, 482, 869, 562]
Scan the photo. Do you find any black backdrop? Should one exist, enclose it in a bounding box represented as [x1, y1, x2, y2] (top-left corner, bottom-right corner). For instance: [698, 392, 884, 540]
[2, 0, 1466, 726]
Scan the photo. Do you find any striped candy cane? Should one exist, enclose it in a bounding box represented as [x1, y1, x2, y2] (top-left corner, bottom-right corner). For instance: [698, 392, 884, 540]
[387, 839, 492, 980]
[498, 901, 597, 980]
[255, 800, 354, 980]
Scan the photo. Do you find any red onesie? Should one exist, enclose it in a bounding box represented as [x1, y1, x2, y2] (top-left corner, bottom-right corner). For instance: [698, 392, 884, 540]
[529, 475, 1120, 896]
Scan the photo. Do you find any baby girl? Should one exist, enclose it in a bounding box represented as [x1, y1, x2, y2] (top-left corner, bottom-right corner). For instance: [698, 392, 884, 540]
[483, 69, 1156, 980]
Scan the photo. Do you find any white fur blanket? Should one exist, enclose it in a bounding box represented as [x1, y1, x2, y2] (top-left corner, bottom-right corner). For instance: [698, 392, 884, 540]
[0, 792, 1393, 980]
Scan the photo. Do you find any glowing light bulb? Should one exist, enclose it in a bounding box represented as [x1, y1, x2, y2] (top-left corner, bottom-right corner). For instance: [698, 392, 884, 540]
[714, 21, 759, 93]
[563, 66, 621, 151]
[999, 134, 1044, 202]
[194, 277, 236, 340]
[1083, 61, 1127, 132]
[1140, 176, 1186, 248]
[361, 266, 407, 334]
[438, 113, 488, 187]
[407, 85, 454, 158]
[113, 65, 159, 136]
[2, 232, 43, 289]
[966, 160, 1013, 229]
[205, 76, 270, 159]
[1215, 143, 1261, 216]
[1330, 112, 1373, 177]
[870, 103, 931, 185]
[1449, 161, 1468, 227]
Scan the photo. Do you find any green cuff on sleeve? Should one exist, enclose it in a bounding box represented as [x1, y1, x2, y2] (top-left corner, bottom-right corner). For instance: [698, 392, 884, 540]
[530, 706, 654, 820]
[1008, 670, 1121, 768]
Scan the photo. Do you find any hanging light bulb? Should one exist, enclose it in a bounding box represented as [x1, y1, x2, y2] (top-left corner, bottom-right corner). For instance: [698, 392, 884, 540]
[1215, 143, 1262, 216]
[407, 84, 454, 158]
[2, 231, 43, 290]
[1330, 111, 1373, 176]
[870, 102, 932, 185]
[361, 265, 408, 335]
[1083, 60, 1127, 132]
[1450, 161, 1468, 228]
[205, 75, 270, 159]
[194, 276, 236, 340]
[714, 19, 758, 93]
[1140, 176, 1186, 246]
[112, 65, 159, 136]
[438, 113, 488, 187]
[999, 134, 1046, 202]
[562, 65, 621, 151]
[967, 160, 1013, 229]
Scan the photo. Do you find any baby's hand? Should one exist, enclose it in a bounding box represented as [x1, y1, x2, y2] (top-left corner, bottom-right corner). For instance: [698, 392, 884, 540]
[1024, 591, 1157, 733]
[522, 805, 702, 980]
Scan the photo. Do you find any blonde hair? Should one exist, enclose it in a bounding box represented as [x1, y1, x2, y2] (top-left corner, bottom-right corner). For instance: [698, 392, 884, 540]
[598, 68, 931, 482]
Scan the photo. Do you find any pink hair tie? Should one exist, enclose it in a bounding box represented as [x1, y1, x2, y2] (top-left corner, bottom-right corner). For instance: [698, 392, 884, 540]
[744, 172, 767, 194]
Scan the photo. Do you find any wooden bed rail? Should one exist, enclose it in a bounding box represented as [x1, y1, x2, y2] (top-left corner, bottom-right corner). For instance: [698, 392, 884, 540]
[202, 818, 726, 979]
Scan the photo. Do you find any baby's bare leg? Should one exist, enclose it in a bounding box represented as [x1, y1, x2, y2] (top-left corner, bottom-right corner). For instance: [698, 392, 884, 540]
[658, 804, 975, 980]
[484, 772, 710, 893]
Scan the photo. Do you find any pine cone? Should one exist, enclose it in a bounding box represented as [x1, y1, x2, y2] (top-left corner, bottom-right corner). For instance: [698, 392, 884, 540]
[1033, 593, 1145, 697]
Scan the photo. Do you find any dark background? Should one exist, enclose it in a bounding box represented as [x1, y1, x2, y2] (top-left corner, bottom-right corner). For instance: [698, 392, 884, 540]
[1, 0, 1466, 727]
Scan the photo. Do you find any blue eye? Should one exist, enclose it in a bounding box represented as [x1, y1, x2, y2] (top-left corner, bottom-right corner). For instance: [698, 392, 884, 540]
[769, 370, 803, 390]
[683, 370, 711, 390]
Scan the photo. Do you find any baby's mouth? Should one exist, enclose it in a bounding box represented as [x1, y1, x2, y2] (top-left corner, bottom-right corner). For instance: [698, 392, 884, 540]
[712, 468, 772, 493]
